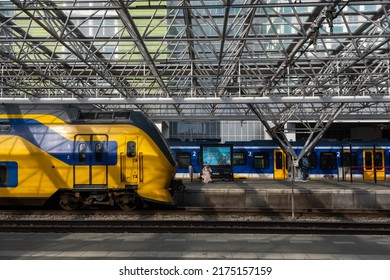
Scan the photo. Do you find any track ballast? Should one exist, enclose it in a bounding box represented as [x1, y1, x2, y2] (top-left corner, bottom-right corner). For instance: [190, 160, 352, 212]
[1, 209, 390, 234]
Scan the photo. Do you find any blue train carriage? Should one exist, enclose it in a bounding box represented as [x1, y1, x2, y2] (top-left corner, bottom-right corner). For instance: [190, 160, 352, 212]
[229, 140, 288, 180]
[0, 106, 176, 210]
[295, 141, 344, 180]
[169, 140, 234, 180]
[296, 141, 390, 181]
[167, 140, 204, 180]
[169, 140, 289, 180]
[232, 140, 390, 181]
[170, 139, 390, 181]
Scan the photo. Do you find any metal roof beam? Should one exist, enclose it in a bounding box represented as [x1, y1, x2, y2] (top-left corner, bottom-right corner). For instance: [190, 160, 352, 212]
[297, 103, 346, 161]
[1, 96, 390, 105]
[261, 0, 342, 95]
[112, 0, 169, 96]
[10, 0, 137, 98]
[215, 0, 231, 87]
[248, 103, 297, 158]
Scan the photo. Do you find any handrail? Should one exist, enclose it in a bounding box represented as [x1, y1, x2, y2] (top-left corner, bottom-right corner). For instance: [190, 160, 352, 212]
[139, 152, 144, 183]
[120, 152, 125, 183]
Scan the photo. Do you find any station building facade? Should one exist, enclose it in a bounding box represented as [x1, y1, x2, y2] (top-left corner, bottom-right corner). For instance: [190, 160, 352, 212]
[167, 120, 390, 142]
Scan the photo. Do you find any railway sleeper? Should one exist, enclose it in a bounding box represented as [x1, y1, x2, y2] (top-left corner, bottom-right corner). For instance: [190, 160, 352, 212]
[59, 189, 139, 211]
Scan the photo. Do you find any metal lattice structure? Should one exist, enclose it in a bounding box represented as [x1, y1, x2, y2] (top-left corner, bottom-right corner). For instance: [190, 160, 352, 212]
[0, 0, 390, 157]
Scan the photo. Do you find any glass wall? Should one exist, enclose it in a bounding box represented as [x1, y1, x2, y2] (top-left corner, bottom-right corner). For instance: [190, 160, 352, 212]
[169, 120, 267, 142]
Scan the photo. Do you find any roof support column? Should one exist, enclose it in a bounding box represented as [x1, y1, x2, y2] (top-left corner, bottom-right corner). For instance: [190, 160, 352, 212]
[248, 104, 297, 159]
[249, 102, 346, 162]
[297, 103, 346, 160]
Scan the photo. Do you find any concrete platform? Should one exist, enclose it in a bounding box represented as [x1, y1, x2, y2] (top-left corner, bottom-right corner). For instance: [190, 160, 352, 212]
[174, 179, 390, 211]
[1, 232, 390, 259]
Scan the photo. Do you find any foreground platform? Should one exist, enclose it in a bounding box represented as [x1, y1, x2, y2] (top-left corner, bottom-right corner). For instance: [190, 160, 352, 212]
[174, 179, 390, 211]
[1, 232, 390, 259]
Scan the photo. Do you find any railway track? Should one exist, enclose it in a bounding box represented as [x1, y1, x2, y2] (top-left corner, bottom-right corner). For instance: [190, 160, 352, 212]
[1, 208, 390, 234]
[0, 219, 390, 235]
[2, 207, 390, 216]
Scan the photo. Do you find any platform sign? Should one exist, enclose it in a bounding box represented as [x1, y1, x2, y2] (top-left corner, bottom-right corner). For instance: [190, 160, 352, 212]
[201, 144, 233, 180]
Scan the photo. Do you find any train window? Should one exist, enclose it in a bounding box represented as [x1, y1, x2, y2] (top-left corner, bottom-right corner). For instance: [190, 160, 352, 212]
[375, 152, 383, 170]
[78, 112, 96, 120]
[0, 122, 11, 134]
[176, 152, 191, 168]
[78, 143, 87, 162]
[233, 152, 247, 166]
[365, 152, 373, 170]
[95, 143, 104, 163]
[113, 112, 130, 119]
[253, 152, 269, 169]
[275, 152, 283, 169]
[308, 153, 317, 169]
[320, 152, 337, 170]
[341, 152, 357, 167]
[96, 112, 113, 119]
[127, 141, 136, 157]
[0, 166, 7, 184]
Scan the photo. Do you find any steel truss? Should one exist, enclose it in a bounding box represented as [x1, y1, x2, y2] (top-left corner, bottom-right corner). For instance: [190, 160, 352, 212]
[0, 0, 390, 155]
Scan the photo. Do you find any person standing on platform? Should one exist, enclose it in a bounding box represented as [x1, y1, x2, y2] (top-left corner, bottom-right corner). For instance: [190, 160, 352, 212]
[301, 155, 310, 181]
[188, 164, 193, 182]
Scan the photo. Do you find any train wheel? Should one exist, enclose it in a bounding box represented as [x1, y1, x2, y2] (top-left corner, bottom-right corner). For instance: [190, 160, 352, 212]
[59, 193, 79, 211]
[117, 194, 139, 211]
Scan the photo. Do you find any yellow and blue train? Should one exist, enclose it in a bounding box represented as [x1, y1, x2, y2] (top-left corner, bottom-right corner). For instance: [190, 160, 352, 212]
[0, 106, 176, 210]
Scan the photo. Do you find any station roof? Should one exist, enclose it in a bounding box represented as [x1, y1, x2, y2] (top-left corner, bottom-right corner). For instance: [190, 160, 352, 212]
[0, 0, 389, 125]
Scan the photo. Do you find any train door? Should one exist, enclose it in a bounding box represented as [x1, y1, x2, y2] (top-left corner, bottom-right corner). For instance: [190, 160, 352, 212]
[274, 149, 287, 180]
[74, 134, 108, 187]
[363, 149, 385, 181]
[121, 136, 139, 185]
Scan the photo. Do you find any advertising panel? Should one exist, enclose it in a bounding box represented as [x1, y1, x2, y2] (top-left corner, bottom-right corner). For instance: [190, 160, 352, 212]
[201, 144, 233, 180]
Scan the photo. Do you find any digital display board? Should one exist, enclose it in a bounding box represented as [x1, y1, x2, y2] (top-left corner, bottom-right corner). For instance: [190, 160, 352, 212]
[201, 144, 232, 166]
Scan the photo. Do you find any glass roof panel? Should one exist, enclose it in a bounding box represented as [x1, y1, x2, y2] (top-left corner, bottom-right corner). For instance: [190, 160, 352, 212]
[0, 0, 388, 120]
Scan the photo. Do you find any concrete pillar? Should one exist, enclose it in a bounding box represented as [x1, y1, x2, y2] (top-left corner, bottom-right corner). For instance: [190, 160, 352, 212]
[285, 122, 296, 142]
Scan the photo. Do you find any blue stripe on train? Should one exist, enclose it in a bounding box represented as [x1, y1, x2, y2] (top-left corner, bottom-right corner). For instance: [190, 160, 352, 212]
[0, 118, 118, 165]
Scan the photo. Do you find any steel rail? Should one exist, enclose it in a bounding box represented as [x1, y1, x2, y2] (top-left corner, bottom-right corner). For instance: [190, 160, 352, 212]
[0, 219, 390, 235]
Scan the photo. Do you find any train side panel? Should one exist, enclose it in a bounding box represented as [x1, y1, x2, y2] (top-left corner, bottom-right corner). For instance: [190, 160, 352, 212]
[169, 144, 201, 179]
[170, 140, 390, 182]
[0, 113, 175, 208]
[231, 145, 277, 179]
[304, 142, 390, 181]
[0, 136, 73, 205]
[169, 141, 287, 180]
[134, 132, 175, 204]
